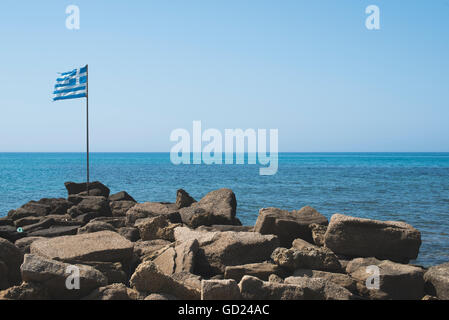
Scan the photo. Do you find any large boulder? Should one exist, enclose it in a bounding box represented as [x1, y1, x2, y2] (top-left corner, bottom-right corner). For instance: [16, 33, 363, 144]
[174, 227, 279, 276]
[224, 263, 286, 282]
[135, 215, 180, 241]
[152, 240, 199, 275]
[109, 201, 136, 217]
[77, 221, 116, 234]
[126, 202, 181, 226]
[64, 181, 110, 197]
[0, 238, 24, 288]
[129, 261, 201, 299]
[346, 257, 425, 300]
[0, 225, 27, 242]
[201, 279, 241, 300]
[424, 262, 449, 300]
[68, 196, 112, 219]
[254, 206, 328, 247]
[179, 189, 240, 228]
[284, 276, 355, 300]
[271, 239, 342, 273]
[21, 254, 107, 299]
[324, 214, 421, 263]
[292, 269, 358, 293]
[8, 202, 51, 221]
[30, 231, 134, 263]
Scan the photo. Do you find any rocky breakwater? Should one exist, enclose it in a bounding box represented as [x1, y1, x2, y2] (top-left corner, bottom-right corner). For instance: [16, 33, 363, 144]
[0, 181, 448, 300]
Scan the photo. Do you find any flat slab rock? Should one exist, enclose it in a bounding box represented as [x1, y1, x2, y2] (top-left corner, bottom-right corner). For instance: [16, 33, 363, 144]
[30, 231, 134, 263]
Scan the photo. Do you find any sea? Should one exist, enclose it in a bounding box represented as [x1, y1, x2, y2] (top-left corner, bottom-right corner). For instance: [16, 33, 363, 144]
[0, 152, 448, 267]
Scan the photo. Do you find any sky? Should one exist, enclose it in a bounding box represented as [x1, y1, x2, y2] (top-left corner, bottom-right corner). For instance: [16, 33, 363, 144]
[0, 0, 448, 152]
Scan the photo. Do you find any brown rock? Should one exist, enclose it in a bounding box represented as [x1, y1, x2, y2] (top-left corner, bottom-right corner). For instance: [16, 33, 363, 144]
[82, 283, 139, 300]
[201, 279, 241, 300]
[153, 240, 199, 275]
[224, 263, 286, 282]
[0, 281, 50, 300]
[126, 202, 181, 226]
[176, 189, 196, 209]
[0, 238, 23, 287]
[424, 262, 449, 300]
[238, 275, 305, 300]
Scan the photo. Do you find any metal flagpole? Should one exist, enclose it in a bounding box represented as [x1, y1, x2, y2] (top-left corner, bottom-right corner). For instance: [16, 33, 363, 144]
[86, 64, 90, 195]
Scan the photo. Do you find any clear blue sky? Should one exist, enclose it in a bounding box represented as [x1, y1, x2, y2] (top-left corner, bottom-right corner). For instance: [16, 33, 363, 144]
[0, 0, 448, 152]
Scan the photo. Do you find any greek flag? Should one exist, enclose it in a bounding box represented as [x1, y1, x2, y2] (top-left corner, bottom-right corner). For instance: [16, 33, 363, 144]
[53, 65, 87, 101]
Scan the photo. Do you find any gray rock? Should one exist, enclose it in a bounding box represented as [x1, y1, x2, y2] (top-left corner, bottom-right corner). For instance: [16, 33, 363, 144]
[324, 214, 421, 263]
[424, 262, 449, 300]
[254, 206, 328, 247]
[201, 279, 241, 300]
[21, 254, 107, 299]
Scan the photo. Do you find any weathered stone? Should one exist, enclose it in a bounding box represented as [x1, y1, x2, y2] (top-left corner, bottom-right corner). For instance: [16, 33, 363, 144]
[30, 231, 134, 263]
[34, 198, 73, 215]
[424, 262, 449, 300]
[152, 239, 199, 275]
[284, 276, 355, 300]
[90, 217, 127, 228]
[346, 257, 425, 300]
[77, 221, 116, 234]
[0, 225, 27, 242]
[0, 282, 50, 300]
[238, 275, 305, 300]
[0, 260, 9, 289]
[133, 239, 171, 258]
[82, 283, 139, 300]
[27, 225, 80, 238]
[117, 227, 140, 242]
[9, 201, 51, 221]
[0, 217, 14, 226]
[109, 191, 136, 202]
[271, 240, 342, 272]
[310, 223, 327, 246]
[126, 202, 181, 226]
[292, 269, 357, 293]
[201, 279, 241, 300]
[196, 225, 254, 232]
[179, 189, 240, 228]
[65, 181, 110, 197]
[80, 261, 128, 285]
[176, 189, 196, 209]
[174, 227, 279, 276]
[135, 215, 179, 241]
[21, 254, 107, 299]
[21, 217, 56, 234]
[129, 261, 201, 299]
[268, 274, 284, 283]
[254, 206, 328, 247]
[0, 238, 23, 287]
[224, 263, 286, 282]
[324, 214, 421, 263]
[14, 237, 46, 254]
[14, 216, 42, 228]
[109, 200, 136, 217]
[145, 293, 177, 300]
[68, 196, 112, 219]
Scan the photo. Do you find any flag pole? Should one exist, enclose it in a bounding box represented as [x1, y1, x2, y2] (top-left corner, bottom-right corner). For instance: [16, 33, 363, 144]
[86, 64, 90, 196]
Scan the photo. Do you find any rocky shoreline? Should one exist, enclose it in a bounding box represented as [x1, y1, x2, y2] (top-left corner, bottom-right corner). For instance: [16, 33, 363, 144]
[0, 181, 447, 300]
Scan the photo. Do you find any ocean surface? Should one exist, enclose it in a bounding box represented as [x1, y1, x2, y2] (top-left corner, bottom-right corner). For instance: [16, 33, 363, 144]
[1, 152, 448, 267]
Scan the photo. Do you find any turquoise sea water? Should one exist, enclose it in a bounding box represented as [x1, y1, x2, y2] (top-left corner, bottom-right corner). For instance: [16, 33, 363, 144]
[0, 152, 448, 267]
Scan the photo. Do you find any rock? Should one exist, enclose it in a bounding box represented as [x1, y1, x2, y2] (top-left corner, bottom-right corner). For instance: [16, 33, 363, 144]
[0, 282, 50, 300]
[82, 283, 139, 300]
[14, 237, 46, 254]
[14, 217, 42, 228]
[346, 257, 425, 300]
[68, 196, 112, 219]
[224, 263, 286, 282]
[135, 215, 180, 241]
[109, 191, 136, 202]
[268, 274, 284, 283]
[22, 217, 55, 233]
[30, 231, 134, 263]
[324, 214, 421, 263]
[27, 225, 81, 238]
[284, 276, 355, 300]
[310, 223, 327, 246]
[271, 240, 342, 272]
[176, 189, 196, 209]
[77, 221, 116, 234]
[174, 227, 279, 276]
[133, 240, 171, 258]
[292, 269, 357, 293]
[64, 181, 110, 197]
[0, 261, 9, 289]
[117, 227, 140, 242]
[90, 217, 127, 228]
[0, 225, 27, 242]
[196, 225, 254, 232]
[109, 201, 136, 217]
[21, 254, 107, 299]
[424, 262, 449, 300]
[254, 206, 328, 247]
[179, 188, 240, 228]
[238, 275, 306, 300]
[0, 218, 14, 226]
[201, 279, 241, 300]
[81, 261, 128, 285]
[126, 202, 182, 226]
[422, 295, 439, 300]
[153, 240, 199, 275]
[129, 261, 201, 299]
[145, 293, 177, 300]
[0, 238, 24, 287]
[9, 201, 51, 221]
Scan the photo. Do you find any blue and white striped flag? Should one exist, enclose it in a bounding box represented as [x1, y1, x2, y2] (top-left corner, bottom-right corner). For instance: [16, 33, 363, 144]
[53, 65, 87, 101]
